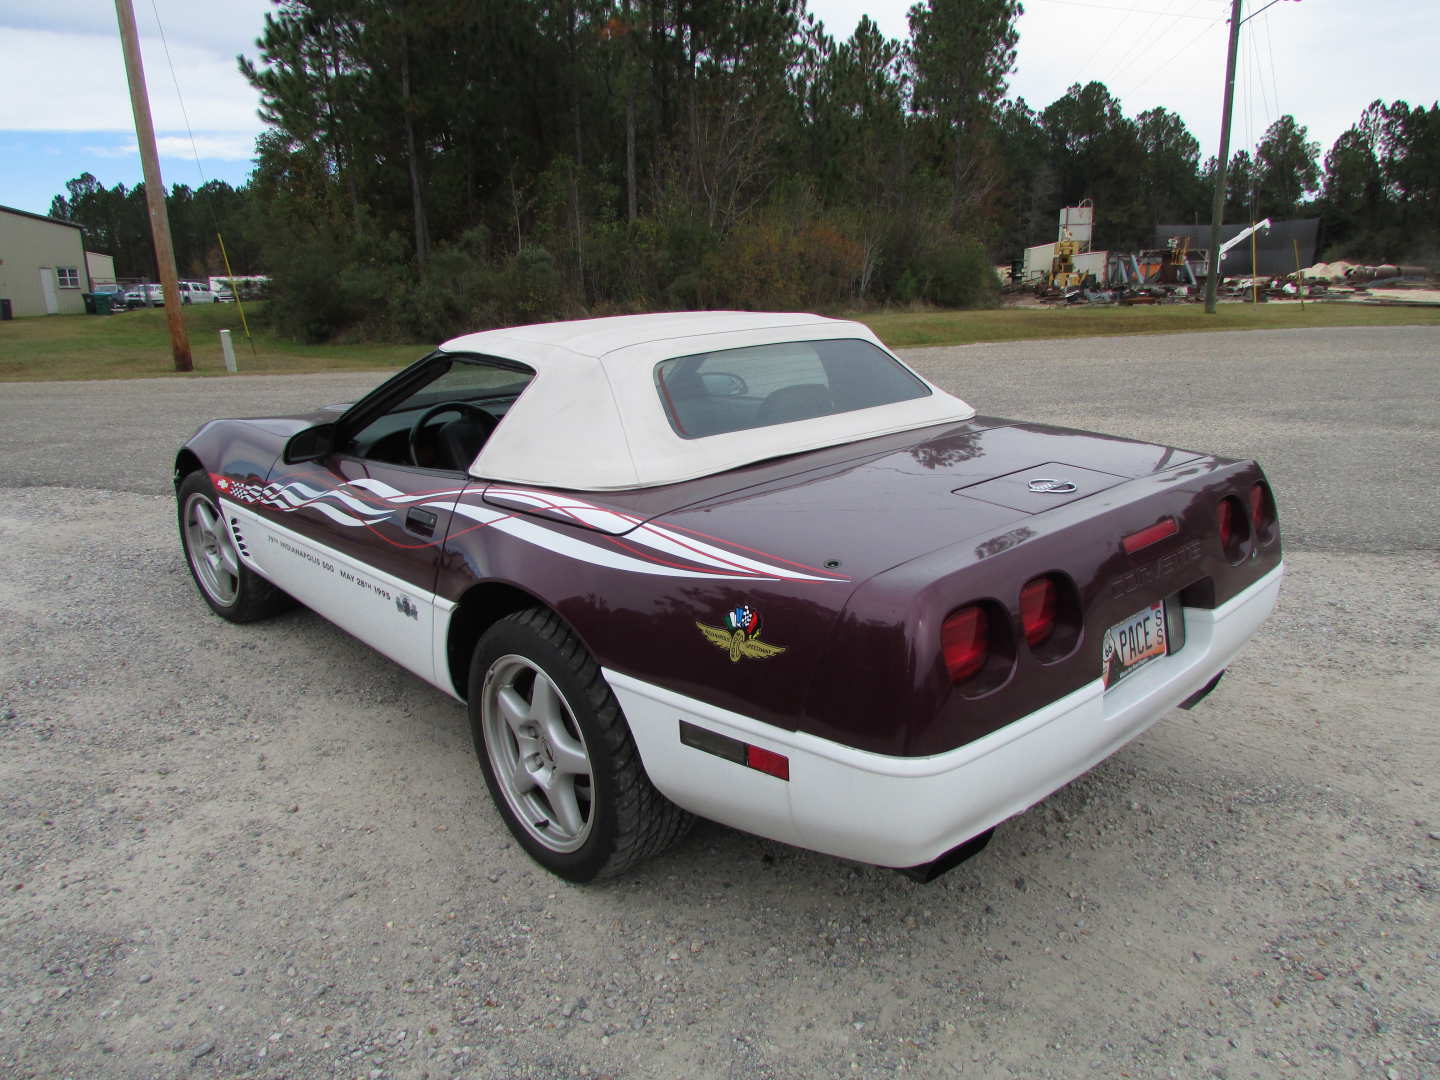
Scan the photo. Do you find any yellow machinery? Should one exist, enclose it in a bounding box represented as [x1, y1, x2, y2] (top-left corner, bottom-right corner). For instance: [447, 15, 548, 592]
[1051, 237, 1084, 289]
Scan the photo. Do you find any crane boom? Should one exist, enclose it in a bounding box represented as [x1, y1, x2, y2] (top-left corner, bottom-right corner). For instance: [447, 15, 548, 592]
[1218, 218, 1272, 262]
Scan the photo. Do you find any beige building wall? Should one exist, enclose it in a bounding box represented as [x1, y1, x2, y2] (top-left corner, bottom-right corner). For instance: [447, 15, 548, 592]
[86, 250, 117, 288]
[0, 206, 88, 316]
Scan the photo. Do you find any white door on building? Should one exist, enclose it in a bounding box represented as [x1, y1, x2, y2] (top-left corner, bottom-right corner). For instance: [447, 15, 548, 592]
[39, 268, 59, 314]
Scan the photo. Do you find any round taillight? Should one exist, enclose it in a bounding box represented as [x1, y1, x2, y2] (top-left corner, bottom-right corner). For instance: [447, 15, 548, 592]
[941, 605, 989, 683]
[1020, 576, 1057, 647]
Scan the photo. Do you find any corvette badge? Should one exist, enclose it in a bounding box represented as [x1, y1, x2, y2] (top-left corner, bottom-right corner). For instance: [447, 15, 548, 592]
[1027, 478, 1077, 494]
[696, 604, 786, 663]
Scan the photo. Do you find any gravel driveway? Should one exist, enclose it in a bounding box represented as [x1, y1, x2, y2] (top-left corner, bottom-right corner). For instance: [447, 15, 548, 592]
[1, 325, 1436, 1079]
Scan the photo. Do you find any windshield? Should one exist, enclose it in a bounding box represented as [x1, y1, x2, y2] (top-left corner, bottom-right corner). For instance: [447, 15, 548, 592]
[655, 338, 931, 439]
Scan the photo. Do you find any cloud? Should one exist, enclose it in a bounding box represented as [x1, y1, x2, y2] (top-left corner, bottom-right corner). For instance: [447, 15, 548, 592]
[156, 134, 256, 161]
[806, 0, 1438, 162]
[10, 0, 1440, 190]
[4, 0, 273, 58]
[0, 27, 261, 135]
[82, 142, 140, 159]
[82, 132, 253, 162]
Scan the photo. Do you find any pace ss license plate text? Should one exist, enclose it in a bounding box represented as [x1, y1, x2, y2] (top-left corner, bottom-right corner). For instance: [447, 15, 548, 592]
[1102, 599, 1167, 689]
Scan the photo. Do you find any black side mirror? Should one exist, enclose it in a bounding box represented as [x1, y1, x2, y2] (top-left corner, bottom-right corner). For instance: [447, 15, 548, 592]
[283, 422, 337, 463]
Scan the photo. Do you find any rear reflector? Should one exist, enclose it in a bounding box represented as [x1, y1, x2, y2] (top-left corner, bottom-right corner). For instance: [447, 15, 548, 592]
[678, 721, 789, 781]
[746, 745, 790, 781]
[941, 605, 989, 683]
[1122, 517, 1179, 555]
[1019, 576, 1057, 647]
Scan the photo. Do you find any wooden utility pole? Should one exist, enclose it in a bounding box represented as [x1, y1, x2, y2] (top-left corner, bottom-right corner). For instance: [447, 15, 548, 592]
[114, 0, 191, 371]
[1203, 0, 1245, 314]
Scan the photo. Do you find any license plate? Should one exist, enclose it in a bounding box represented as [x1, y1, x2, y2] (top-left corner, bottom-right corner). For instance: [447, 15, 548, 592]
[1102, 599, 1167, 689]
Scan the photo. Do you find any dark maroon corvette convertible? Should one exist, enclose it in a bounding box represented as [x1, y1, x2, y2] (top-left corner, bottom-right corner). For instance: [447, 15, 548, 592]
[176, 312, 1283, 882]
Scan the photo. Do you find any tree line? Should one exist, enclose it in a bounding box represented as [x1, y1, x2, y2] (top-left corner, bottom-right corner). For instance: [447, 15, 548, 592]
[49, 0, 1440, 341]
[47, 174, 260, 283]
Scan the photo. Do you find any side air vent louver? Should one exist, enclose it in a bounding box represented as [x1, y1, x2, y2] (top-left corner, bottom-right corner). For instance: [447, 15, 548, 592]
[229, 516, 250, 558]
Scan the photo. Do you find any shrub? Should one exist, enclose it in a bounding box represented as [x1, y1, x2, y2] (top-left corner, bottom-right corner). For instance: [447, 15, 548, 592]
[918, 237, 1000, 308]
[259, 209, 409, 343]
[494, 246, 566, 325]
[700, 217, 865, 310]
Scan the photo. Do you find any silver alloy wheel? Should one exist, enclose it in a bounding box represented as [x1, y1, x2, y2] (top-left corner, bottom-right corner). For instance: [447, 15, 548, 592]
[481, 654, 595, 853]
[183, 492, 241, 606]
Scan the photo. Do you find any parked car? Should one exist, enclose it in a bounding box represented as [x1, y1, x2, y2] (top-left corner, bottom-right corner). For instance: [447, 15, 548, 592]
[123, 284, 162, 309]
[179, 280, 217, 304]
[90, 283, 127, 311]
[210, 274, 269, 301]
[175, 312, 1283, 882]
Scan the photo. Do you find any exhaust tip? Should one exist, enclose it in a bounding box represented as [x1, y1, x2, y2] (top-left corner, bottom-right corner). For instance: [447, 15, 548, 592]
[891, 828, 995, 884]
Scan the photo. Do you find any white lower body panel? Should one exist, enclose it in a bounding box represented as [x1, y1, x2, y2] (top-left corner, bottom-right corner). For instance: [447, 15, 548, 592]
[606, 563, 1283, 869]
[223, 501, 457, 695]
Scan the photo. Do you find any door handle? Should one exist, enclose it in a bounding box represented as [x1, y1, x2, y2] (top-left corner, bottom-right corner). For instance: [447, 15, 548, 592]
[405, 508, 438, 537]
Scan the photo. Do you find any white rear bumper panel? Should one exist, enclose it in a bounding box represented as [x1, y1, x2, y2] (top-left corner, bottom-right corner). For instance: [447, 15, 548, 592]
[606, 563, 1283, 869]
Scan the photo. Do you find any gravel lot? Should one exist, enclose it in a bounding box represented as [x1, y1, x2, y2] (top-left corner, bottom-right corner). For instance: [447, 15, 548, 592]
[1, 325, 1436, 1079]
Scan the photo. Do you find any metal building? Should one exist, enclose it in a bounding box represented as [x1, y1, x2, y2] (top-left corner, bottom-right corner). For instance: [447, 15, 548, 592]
[0, 204, 90, 317]
[1153, 220, 1320, 279]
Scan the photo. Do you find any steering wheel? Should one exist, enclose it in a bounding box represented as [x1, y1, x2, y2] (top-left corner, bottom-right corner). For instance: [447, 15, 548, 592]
[408, 401, 498, 467]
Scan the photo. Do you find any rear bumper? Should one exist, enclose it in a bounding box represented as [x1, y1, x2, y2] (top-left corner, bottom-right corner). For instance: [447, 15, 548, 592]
[606, 563, 1283, 869]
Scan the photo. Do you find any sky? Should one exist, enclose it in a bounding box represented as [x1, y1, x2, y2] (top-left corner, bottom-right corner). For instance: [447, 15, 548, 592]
[2, 0, 1436, 219]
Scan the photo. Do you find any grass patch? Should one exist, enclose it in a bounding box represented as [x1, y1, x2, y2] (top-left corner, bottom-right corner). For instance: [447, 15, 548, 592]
[0, 303, 421, 381]
[855, 300, 1440, 349]
[2, 298, 1435, 381]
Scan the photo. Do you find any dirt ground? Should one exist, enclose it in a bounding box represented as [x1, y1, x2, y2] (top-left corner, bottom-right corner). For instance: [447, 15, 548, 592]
[1, 325, 1436, 1079]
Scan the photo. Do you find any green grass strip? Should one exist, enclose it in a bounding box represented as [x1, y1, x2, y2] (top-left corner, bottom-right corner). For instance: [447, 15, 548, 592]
[2, 300, 1435, 382]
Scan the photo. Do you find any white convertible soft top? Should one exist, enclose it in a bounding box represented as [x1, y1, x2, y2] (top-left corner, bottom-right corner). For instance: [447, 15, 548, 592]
[440, 312, 975, 491]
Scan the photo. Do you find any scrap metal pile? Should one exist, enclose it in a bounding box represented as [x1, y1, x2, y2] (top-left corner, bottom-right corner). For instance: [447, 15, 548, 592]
[1007, 205, 1436, 307]
[1293, 262, 1439, 305]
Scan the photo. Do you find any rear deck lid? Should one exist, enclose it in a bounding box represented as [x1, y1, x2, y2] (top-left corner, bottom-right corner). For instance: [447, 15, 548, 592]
[480, 419, 1203, 582]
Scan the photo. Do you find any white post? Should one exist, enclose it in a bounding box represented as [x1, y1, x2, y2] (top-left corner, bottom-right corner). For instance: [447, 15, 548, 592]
[220, 329, 237, 373]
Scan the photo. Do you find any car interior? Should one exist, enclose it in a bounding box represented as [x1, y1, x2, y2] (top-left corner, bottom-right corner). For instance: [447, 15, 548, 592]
[345, 355, 534, 471]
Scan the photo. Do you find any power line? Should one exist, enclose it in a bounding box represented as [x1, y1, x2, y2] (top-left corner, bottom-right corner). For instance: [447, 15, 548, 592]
[1250, 11, 1267, 127]
[1026, 0, 1215, 18]
[1056, 3, 1143, 102]
[114, 0, 191, 371]
[145, 0, 258, 358]
[1262, 10, 1284, 133]
[1095, 0, 1182, 92]
[1243, 12, 1260, 216]
[1202, 0, 1245, 314]
[1112, 8, 1226, 106]
[1098, 0, 1212, 100]
[148, 0, 208, 188]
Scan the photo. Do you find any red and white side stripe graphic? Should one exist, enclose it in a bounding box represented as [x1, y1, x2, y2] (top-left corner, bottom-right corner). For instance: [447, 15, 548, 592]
[216, 474, 848, 583]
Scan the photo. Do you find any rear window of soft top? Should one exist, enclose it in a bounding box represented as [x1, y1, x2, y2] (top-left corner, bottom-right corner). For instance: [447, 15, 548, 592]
[655, 338, 931, 439]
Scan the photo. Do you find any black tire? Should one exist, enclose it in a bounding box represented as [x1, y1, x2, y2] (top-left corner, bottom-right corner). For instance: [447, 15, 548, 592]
[468, 607, 692, 882]
[177, 470, 291, 623]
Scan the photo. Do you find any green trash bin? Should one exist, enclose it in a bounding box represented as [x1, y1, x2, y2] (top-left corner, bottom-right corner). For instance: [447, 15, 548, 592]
[95, 293, 113, 314]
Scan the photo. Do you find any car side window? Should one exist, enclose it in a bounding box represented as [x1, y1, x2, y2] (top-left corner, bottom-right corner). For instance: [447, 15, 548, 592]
[347, 355, 535, 469]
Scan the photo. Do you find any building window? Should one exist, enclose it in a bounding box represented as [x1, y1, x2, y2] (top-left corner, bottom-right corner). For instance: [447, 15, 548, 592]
[56, 267, 80, 288]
